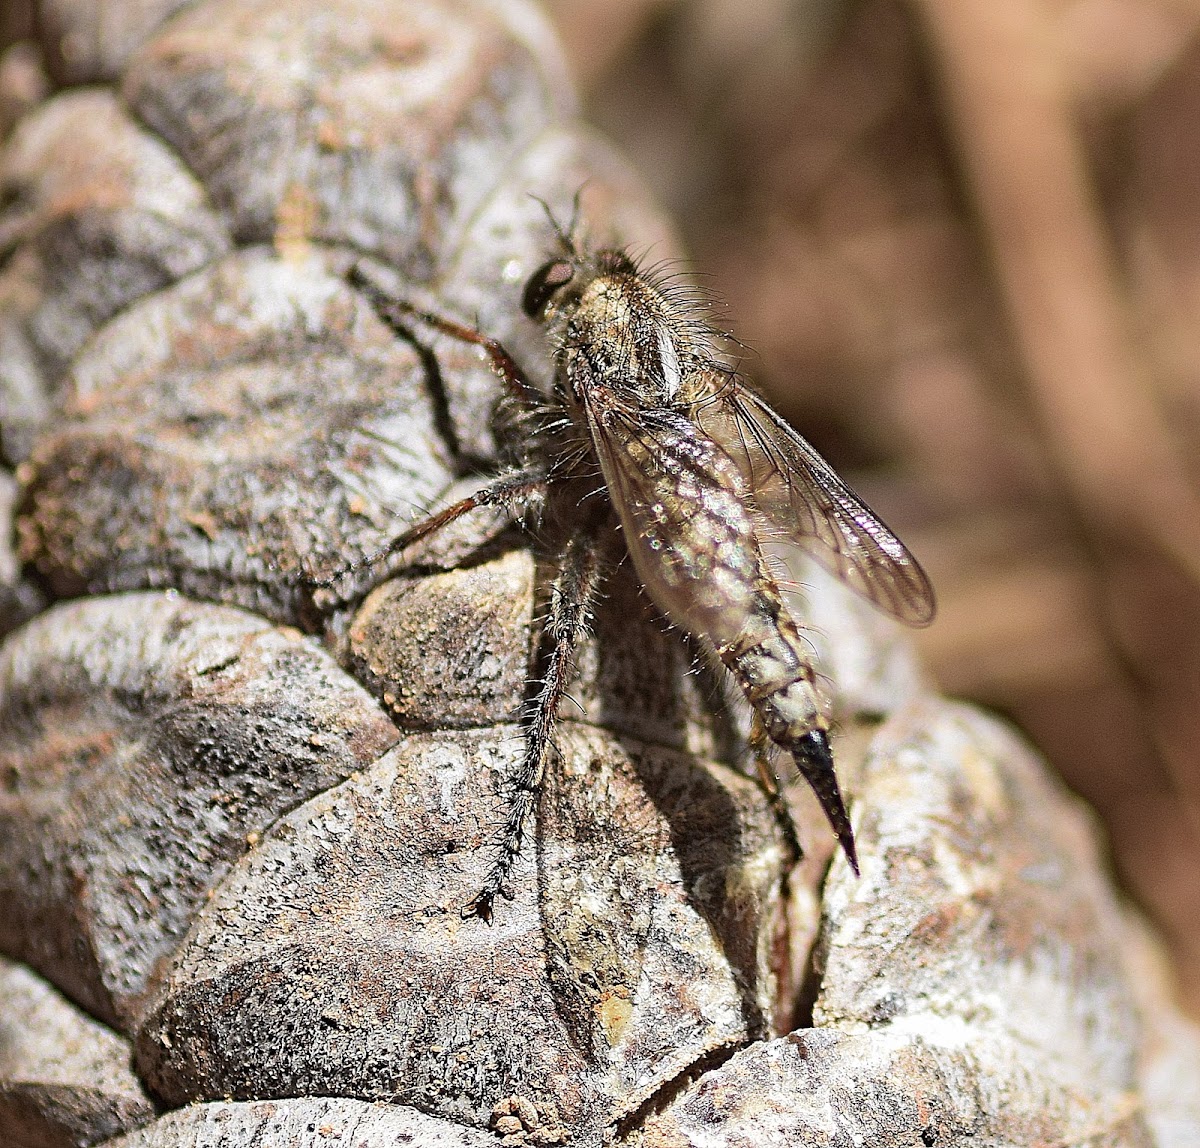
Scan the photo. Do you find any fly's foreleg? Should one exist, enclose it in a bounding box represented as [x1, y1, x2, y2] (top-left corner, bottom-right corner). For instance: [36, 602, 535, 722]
[467, 525, 606, 921]
[349, 263, 543, 405]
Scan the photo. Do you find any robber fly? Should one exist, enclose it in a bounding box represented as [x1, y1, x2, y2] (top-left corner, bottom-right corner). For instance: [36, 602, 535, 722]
[342, 214, 935, 920]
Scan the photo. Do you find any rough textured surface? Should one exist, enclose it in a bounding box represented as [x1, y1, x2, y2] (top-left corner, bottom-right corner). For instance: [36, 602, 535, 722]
[0, 469, 42, 635]
[0, 87, 230, 395]
[17, 248, 453, 623]
[120, 0, 574, 275]
[15, 2, 674, 617]
[636, 699, 1169, 1146]
[37, 0, 192, 85]
[103, 1098, 498, 1148]
[567, 559, 729, 758]
[817, 700, 1140, 1068]
[1123, 911, 1200, 1148]
[346, 547, 536, 728]
[636, 1028, 1155, 1148]
[136, 724, 785, 1140]
[0, 956, 154, 1148]
[0, 592, 399, 1030]
[3, 1, 1200, 1146]
[345, 545, 730, 750]
[0, 81, 230, 464]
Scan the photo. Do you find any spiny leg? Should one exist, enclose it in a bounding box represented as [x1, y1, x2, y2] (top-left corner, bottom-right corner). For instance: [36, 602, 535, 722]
[349, 263, 543, 405]
[305, 468, 551, 593]
[747, 716, 803, 862]
[318, 264, 556, 592]
[467, 523, 607, 921]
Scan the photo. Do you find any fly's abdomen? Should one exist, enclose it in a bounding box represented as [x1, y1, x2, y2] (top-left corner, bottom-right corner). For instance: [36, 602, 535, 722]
[720, 602, 823, 743]
[591, 404, 860, 869]
[720, 595, 860, 873]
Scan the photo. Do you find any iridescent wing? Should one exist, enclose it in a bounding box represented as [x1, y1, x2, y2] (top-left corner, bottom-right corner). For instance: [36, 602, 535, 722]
[581, 397, 764, 649]
[693, 379, 936, 627]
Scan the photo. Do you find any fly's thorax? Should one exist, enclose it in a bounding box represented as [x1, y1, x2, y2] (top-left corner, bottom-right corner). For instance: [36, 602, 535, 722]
[575, 280, 676, 402]
[537, 261, 696, 408]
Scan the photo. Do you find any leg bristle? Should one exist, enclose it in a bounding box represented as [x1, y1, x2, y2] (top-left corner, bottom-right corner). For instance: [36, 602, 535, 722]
[793, 729, 860, 875]
[464, 526, 606, 920]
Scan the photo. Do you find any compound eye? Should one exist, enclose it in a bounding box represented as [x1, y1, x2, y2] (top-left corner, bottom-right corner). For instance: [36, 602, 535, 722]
[522, 259, 575, 319]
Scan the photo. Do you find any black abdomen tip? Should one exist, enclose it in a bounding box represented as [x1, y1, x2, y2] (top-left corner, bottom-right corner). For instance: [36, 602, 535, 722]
[794, 728, 860, 875]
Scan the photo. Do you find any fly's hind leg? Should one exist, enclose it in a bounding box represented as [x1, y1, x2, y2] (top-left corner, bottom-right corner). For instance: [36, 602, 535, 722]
[467, 523, 607, 921]
[747, 716, 803, 863]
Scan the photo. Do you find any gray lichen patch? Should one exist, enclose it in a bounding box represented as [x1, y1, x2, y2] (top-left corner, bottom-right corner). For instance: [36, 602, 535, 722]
[0, 955, 154, 1148]
[16, 248, 453, 624]
[135, 725, 786, 1143]
[0, 591, 399, 1032]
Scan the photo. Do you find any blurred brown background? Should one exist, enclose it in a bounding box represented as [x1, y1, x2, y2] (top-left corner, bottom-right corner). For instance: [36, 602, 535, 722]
[545, 0, 1200, 1017]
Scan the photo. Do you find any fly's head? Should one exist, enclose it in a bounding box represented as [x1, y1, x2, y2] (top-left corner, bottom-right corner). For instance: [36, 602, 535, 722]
[522, 248, 692, 408]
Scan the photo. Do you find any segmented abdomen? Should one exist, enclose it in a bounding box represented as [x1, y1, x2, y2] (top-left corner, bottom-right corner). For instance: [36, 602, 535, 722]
[592, 399, 855, 863]
[593, 404, 826, 739]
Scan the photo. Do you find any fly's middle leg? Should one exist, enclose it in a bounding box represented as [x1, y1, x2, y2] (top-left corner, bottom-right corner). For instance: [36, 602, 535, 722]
[466, 522, 607, 921]
[302, 468, 552, 597]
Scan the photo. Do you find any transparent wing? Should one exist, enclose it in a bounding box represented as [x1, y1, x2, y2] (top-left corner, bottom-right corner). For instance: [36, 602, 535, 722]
[693, 381, 936, 627]
[583, 399, 763, 647]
